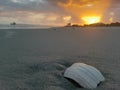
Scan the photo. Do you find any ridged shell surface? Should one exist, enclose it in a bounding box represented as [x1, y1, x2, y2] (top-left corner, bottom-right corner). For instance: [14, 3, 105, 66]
[64, 63, 105, 89]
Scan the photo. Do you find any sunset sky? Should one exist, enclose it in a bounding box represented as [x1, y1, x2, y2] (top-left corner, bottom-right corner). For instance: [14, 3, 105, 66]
[0, 0, 120, 25]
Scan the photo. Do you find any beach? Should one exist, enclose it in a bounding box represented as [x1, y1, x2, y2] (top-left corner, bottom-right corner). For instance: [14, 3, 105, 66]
[0, 27, 120, 90]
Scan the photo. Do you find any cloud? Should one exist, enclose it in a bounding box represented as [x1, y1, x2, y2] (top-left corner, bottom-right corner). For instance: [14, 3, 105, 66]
[0, 0, 120, 25]
[46, 0, 112, 23]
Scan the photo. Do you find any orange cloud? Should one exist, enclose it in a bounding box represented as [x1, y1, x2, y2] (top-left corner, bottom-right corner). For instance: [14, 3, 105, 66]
[57, 0, 112, 24]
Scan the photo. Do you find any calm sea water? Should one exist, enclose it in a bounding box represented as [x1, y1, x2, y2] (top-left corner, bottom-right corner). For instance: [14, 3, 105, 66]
[0, 27, 120, 90]
[0, 24, 51, 29]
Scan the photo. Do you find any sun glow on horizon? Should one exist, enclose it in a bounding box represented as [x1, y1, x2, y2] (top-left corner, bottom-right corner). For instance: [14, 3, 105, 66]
[82, 16, 101, 24]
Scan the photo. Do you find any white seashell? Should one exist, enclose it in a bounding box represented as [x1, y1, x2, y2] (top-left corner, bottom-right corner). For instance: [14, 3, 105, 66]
[64, 63, 105, 89]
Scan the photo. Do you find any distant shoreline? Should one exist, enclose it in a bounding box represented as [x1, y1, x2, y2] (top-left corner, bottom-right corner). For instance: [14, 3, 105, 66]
[65, 22, 120, 27]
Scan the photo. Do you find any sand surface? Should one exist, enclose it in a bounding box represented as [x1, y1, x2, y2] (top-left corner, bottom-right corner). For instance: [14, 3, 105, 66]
[0, 27, 120, 90]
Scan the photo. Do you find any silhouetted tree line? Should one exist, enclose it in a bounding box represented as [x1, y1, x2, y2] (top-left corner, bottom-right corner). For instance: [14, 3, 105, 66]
[65, 22, 120, 27]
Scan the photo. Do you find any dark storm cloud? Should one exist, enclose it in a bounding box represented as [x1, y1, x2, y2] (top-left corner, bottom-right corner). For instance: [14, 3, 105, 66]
[0, 0, 120, 14]
[0, 0, 66, 14]
[0, 0, 43, 12]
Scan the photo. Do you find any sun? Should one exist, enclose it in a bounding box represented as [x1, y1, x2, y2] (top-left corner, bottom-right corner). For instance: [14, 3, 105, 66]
[82, 16, 101, 24]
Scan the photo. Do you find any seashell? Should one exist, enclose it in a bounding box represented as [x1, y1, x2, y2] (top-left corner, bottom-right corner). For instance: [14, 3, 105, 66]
[64, 63, 105, 89]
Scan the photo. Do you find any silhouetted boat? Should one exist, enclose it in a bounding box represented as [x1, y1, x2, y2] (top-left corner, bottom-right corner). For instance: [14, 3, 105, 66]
[10, 22, 16, 25]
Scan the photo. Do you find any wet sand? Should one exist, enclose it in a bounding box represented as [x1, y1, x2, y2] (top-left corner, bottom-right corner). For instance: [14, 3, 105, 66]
[0, 27, 120, 90]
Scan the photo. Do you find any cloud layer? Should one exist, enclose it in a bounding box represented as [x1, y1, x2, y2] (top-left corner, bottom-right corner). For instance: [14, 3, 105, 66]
[0, 0, 120, 25]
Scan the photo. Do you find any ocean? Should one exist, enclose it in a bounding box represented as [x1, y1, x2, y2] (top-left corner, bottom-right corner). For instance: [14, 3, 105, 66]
[0, 24, 52, 29]
[0, 27, 120, 90]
